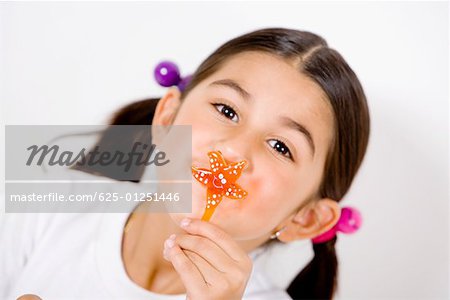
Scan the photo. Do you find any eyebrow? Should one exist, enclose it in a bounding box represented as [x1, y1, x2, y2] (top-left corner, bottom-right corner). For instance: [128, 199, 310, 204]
[209, 79, 252, 101]
[279, 116, 316, 157]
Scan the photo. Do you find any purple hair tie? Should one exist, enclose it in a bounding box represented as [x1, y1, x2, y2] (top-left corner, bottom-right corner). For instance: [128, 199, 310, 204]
[312, 206, 362, 244]
[154, 60, 192, 92]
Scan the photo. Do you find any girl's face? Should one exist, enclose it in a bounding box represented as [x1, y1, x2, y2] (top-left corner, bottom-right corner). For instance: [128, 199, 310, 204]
[165, 51, 335, 241]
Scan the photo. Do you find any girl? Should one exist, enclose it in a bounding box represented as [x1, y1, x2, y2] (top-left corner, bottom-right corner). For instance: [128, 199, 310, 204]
[4, 27, 370, 299]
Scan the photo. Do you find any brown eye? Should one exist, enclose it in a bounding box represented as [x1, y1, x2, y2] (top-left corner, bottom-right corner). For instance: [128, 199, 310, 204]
[213, 104, 239, 122]
[268, 139, 293, 160]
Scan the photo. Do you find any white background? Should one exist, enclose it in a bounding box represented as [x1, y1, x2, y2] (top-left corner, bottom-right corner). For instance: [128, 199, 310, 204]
[1, 1, 449, 299]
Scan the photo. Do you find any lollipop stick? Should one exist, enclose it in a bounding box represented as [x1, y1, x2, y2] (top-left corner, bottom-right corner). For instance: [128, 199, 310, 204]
[201, 206, 216, 222]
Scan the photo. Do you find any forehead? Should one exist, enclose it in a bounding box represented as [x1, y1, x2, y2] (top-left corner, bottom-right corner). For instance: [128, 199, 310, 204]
[199, 51, 335, 159]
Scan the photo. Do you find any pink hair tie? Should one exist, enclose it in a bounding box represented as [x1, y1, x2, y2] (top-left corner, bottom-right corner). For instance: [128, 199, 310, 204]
[312, 206, 362, 244]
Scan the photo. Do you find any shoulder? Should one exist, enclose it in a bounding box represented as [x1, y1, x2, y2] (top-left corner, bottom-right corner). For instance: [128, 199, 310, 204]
[243, 239, 314, 300]
[244, 260, 292, 300]
[242, 246, 292, 300]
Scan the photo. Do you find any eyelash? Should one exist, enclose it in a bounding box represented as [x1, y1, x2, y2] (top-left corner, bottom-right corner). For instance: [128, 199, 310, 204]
[211, 102, 295, 161]
[212, 102, 239, 122]
[267, 138, 294, 161]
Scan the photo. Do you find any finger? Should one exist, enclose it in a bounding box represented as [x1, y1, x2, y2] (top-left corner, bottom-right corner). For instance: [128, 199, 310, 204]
[183, 249, 225, 287]
[180, 218, 249, 264]
[164, 236, 206, 294]
[175, 234, 233, 273]
[17, 295, 42, 300]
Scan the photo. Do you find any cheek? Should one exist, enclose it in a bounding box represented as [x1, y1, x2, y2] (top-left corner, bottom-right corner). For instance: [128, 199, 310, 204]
[223, 166, 302, 238]
[174, 106, 218, 153]
[247, 169, 297, 217]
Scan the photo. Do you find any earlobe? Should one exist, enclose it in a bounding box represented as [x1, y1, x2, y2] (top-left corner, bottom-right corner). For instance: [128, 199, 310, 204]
[153, 87, 182, 126]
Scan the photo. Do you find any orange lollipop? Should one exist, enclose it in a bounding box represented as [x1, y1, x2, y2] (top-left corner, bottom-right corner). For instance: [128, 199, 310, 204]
[191, 151, 248, 221]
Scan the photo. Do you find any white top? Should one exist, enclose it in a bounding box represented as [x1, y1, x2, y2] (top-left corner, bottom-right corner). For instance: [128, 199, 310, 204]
[1, 158, 313, 299]
[0, 210, 293, 300]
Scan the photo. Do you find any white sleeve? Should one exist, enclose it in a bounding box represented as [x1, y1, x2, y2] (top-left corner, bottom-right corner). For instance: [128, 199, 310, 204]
[0, 212, 42, 298]
[242, 260, 293, 300]
[243, 239, 314, 300]
[243, 288, 292, 299]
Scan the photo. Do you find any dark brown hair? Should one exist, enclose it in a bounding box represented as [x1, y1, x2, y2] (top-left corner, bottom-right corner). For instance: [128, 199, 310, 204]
[77, 27, 370, 299]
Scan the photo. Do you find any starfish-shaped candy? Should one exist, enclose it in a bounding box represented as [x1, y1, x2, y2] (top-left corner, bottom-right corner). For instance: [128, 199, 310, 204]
[191, 151, 248, 221]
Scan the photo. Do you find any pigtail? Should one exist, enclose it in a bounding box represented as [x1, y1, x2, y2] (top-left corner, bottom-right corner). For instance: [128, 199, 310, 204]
[108, 98, 160, 125]
[286, 236, 338, 300]
[71, 98, 160, 181]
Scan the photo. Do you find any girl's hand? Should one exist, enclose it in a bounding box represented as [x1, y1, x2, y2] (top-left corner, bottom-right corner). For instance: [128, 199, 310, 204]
[163, 218, 253, 300]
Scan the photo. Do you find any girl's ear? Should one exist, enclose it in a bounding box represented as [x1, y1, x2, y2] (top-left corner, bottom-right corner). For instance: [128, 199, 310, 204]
[152, 87, 182, 126]
[277, 199, 341, 242]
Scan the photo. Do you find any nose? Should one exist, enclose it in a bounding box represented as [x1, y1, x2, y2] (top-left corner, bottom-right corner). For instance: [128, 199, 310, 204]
[217, 145, 246, 166]
[209, 132, 253, 171]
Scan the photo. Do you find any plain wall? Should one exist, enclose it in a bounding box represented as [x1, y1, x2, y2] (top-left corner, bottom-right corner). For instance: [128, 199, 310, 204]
[1, 1, 448, 299]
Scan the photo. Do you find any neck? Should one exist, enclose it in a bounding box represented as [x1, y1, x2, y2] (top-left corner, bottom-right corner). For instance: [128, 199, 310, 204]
[122, 206, 185, 294]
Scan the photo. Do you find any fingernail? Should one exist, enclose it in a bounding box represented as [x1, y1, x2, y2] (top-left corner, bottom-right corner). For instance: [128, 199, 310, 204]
[180, 218, 191, 228]
[165, 234, 176, 249]
[166, 238, 175, 248]
[163, 249, 169, 260]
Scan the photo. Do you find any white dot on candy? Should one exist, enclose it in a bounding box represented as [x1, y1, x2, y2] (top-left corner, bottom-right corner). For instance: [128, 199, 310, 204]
[221, 179, 226, 184]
